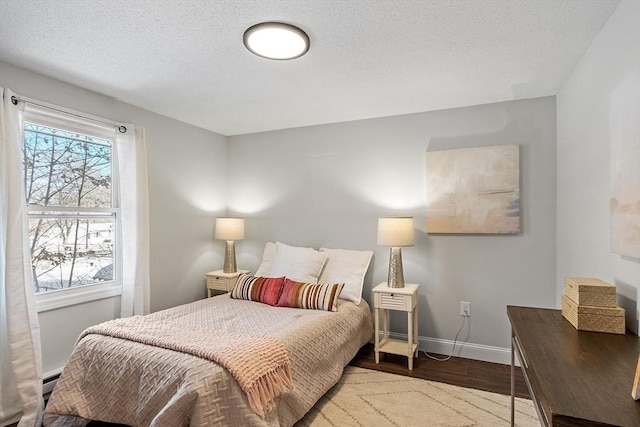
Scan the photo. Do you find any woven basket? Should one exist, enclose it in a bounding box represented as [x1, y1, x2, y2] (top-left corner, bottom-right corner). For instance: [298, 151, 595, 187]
[564, 277, 617, 307]
[562, 294, 625, 334]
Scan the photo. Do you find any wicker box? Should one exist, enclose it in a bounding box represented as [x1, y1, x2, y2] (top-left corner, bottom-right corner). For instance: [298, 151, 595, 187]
[562, 294, 625, 334]
[564, 277, 617, 307]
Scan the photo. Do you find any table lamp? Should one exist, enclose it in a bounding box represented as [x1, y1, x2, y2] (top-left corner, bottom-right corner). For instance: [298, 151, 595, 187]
[377, 217, 414, 288]
[215, 217, 245, 273]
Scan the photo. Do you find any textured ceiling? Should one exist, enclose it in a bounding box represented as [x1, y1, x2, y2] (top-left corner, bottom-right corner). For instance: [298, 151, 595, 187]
[0, 0, 619, 136]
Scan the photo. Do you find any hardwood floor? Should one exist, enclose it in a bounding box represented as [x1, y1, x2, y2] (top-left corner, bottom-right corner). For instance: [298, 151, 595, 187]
[11, 345, 528, 427]
[349, 343, 531, 399]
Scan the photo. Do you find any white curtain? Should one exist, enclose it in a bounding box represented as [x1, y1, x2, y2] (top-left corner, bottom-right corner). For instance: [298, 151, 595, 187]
[0, 88, 44, 425]
[117, 125, 150, 317]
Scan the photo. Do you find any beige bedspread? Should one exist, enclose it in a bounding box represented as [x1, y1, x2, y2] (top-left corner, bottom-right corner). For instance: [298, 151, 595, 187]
[44, 295, 373, 427]
[80, 315, 292, 417]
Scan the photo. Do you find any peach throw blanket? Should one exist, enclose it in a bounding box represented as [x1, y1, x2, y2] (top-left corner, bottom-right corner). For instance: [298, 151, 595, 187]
[80, 315, 292, 417]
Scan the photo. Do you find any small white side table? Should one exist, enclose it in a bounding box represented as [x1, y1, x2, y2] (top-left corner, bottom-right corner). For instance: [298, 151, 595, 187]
[206, 270, 248, 297]
[373, 282, 419, 370]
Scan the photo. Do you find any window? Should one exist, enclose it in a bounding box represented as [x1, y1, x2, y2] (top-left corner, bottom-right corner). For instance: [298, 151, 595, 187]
[22, 107, 121, 310]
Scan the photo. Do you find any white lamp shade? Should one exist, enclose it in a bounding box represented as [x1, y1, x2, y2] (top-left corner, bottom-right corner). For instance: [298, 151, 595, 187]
[215, 218, 245, 240]
[377, 217, 415, 247]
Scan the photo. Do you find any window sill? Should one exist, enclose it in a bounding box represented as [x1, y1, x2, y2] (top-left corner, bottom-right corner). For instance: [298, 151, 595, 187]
[36, 282, 121, 312]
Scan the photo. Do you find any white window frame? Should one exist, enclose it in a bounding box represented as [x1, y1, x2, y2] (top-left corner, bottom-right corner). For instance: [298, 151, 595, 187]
[22, 105, 122, 312]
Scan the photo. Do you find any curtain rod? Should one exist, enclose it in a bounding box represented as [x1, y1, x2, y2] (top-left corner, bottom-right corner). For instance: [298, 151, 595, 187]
[10, 95, 127, 134]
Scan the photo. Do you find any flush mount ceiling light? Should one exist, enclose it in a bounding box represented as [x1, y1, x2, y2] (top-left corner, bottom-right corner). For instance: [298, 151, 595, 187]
[243, 22, 310, 60]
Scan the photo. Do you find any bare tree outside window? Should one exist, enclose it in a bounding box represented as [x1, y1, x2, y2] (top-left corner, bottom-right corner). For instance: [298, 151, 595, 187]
[22, 122, 115, 293]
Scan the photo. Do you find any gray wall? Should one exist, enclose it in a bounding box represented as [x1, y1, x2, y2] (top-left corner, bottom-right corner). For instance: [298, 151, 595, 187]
[228, 97, 557, 362]
[0, 61, 229, 375]
[557, 0, 640, 333]
[4, 0, 636, 373]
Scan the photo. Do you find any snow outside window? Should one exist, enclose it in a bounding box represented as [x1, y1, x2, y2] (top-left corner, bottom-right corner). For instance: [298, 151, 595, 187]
[22, 107, 121, 311]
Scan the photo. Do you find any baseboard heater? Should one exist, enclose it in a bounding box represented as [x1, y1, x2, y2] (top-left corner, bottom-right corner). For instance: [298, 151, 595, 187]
[43, 370, 62, 397]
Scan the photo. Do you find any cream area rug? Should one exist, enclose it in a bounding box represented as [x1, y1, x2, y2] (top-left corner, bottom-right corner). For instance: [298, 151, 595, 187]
[295, 366, 540, 427]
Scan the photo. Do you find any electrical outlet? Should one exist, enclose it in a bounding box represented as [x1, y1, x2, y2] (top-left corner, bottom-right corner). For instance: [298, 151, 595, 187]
[460, 301, 471, 317]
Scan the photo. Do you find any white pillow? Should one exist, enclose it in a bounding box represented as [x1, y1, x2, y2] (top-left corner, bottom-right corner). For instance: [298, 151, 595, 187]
[267, 242, 327, 284]
[318, 248, 373, 305]
[255, 241, 276, 276]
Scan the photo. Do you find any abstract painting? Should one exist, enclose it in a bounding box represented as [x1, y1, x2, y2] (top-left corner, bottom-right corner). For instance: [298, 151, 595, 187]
[610, 74, 640, 259]
[426, 144, 520, 234]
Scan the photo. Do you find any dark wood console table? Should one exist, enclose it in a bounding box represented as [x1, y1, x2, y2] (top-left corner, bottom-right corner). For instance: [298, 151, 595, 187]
[507, 306, 640, 426]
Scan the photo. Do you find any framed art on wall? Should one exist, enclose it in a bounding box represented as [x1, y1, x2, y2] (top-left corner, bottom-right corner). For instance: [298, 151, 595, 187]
[425, 144, 520, 234]
[610, 74, 640, 260]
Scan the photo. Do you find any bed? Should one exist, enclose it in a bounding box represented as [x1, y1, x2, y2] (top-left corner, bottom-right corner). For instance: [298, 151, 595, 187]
[43, 243, 374, 427]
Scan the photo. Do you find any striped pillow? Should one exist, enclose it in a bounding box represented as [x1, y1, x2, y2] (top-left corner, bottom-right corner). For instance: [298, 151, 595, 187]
[230, 274, 285, 306]
[276, 278, 344, 312]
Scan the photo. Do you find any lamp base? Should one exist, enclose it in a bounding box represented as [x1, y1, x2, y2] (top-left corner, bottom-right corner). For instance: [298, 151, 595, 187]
[387, 247, 405, 288]
[223, 240, 237, 273]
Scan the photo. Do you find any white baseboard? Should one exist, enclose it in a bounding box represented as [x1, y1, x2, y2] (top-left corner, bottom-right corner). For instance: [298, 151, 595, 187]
[387, 332, 518, 366]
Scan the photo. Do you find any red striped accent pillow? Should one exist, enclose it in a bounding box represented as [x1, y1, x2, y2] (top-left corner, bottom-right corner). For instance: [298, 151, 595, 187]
[276, 278, 344, 312]
[230, 274, 285, 306]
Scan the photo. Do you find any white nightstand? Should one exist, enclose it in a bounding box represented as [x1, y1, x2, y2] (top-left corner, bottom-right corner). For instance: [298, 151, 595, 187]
[372, 282, 419, 370]
[206, 270, 248, 297]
